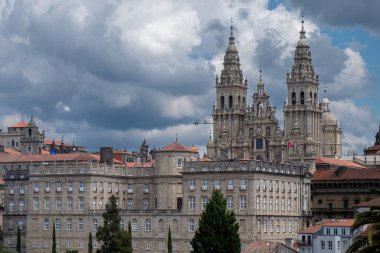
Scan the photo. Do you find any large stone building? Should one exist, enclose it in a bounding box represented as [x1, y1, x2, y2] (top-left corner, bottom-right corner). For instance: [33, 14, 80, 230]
[1, 141, 311, 253]
[207, 21, 342, 169]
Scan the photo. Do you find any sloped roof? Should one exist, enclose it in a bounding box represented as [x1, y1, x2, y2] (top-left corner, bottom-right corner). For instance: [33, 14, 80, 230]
[159, 142, 196, 153]
[44, 139, 71, 148]
[9, 121, 28, 128]
[316, 157, 366, 169]
[127, 161, 155, 168]
[299, 225, 322, 234]
[323, 219, 354, 227]
[354, 197, 380, 208]
[313, 167, 380, 181]
[366, 145, 380, 151]
[0, 153, 121, 164]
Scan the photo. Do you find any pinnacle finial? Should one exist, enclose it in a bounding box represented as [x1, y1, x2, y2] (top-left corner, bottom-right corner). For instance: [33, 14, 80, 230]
[175, 133, 178, 142]
[259, 65, 263, 82]
[301, 11, 304, 30]
[21, 113, 24, 122]
[324, 85, 327, 97]
[230, 17, 234, 37]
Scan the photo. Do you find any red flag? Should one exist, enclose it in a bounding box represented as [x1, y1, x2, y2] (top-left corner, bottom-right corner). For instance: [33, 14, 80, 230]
[288, 142, 294, 148]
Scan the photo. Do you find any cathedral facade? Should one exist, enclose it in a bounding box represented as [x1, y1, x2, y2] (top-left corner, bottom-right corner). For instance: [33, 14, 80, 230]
[207, 21, 342, 169]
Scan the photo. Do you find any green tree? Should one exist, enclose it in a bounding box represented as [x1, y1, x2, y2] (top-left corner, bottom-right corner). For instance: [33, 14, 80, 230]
[126, 221, 133, 253]
[16, 227, 21, 253]
[52, 224, 56, 253]
[96, 195, 132, 253]
[167, 226, 172, 253]
[65, 250, 79, 253]
[88, 232, 93, 253]
[347, 189, 380, 253]
[191, 190, 241, 253]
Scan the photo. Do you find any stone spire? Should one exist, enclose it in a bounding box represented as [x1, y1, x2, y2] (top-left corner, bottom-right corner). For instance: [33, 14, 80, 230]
[218, 22, 245, 87]
[289, 14, 317, 83]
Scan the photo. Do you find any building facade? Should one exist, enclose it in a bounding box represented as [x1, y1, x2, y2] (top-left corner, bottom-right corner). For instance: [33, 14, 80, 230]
[2, 141, 312, 253]
[207, 21, 342, 169]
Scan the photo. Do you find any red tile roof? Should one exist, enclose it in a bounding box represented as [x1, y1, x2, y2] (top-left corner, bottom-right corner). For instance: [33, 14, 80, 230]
[242, 241, 296, 253]
[159, 142, 197, 153]
[313, 167, 380, 181]
[316, 157, 366, 169]
[354, 197, 380, 208]
[323, 219, 354, 227]
[366, 145, 380, 151]
[4, 147, 21, 155]
[9, 121, 28, 128]
[0, 153, 122, 164]
[299, 225, 322, 234]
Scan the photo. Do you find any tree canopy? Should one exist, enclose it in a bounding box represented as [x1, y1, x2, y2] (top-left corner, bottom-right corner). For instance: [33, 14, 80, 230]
[191, 190, 241, 253]
[96, 195, 132, 253]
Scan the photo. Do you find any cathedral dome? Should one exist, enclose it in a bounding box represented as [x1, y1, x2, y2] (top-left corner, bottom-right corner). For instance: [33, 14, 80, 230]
[322, 97, 330, 105]
[322, 111, 337, 125]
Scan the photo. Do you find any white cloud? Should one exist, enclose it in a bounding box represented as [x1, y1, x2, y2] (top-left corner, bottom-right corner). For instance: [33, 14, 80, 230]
[327, 48, 369, 98]
[55, 101, 71, 112]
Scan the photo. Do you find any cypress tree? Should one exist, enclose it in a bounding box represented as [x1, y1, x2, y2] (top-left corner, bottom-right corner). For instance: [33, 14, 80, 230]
[167, 226, 172, 253]
[88, 232, 93, 253]
[191, 190, 241, 253]
[127, 221, 133, 253]
[52, 224, 56, 253]
[16, 226, 21, 253]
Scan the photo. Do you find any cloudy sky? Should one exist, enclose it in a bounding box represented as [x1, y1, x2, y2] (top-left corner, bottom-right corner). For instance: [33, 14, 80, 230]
[0, 0, 379, 155]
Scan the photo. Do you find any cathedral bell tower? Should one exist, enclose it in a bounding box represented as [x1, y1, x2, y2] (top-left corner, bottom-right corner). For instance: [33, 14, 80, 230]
[283, 17, 322, 165]
[207, 24, 248, 160]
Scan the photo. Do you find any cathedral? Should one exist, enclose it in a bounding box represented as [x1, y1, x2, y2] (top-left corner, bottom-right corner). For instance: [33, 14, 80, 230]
[207, 20, 342, 169]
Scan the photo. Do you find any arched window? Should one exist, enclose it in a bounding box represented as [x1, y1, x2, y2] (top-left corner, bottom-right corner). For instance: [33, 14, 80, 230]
[238, 96, 241, 106]
[229, 95, 233, 108]
[242, 97, 246, 105]
[314, 93, 317, 105]
[300, 92, 305, 105]
[220, 96, 225, 109]
[292, 92, 296, 105]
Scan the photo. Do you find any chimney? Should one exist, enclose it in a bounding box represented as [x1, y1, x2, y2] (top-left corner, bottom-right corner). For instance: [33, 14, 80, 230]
[100, 147, 113, 164]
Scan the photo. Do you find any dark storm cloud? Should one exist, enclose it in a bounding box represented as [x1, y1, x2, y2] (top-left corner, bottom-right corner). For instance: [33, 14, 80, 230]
[287, 0, 380, 34]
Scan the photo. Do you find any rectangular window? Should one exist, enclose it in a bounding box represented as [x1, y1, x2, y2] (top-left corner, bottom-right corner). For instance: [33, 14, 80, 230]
[321, 241, 325, 250]
[108, 183, 112, 193]
[214, 180, 221, 190]
[256, 196, 260, 210]
[240, 179, 247, 190]
[202, 180, 208, 191]
[227, 196, 234, 210]
[56, 197, 62, 210]
[78, 218, 84, 230]
[328, 241, 333, 250]
[127, 198, 133, 210]
[45, 182, 51, 192]
[145, 219, 151, 231]
[189, 180, 195, 191]
[43, 218, 49, 230]
[144, 184, 149, 193]
[227, 179, 234, 190]
[79, 197, 85, 210]
[67, 181, 73, 192]
[79, 181, 85, 192]
[127, 183, 133, 193]
[189, 196, 195, 210]
[240, 195, 247, 210]
[327, 228, 331, 235]
[56, 181, 62, 192]
[334, 228, 338, 235]
[188, 219, 195, 232]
